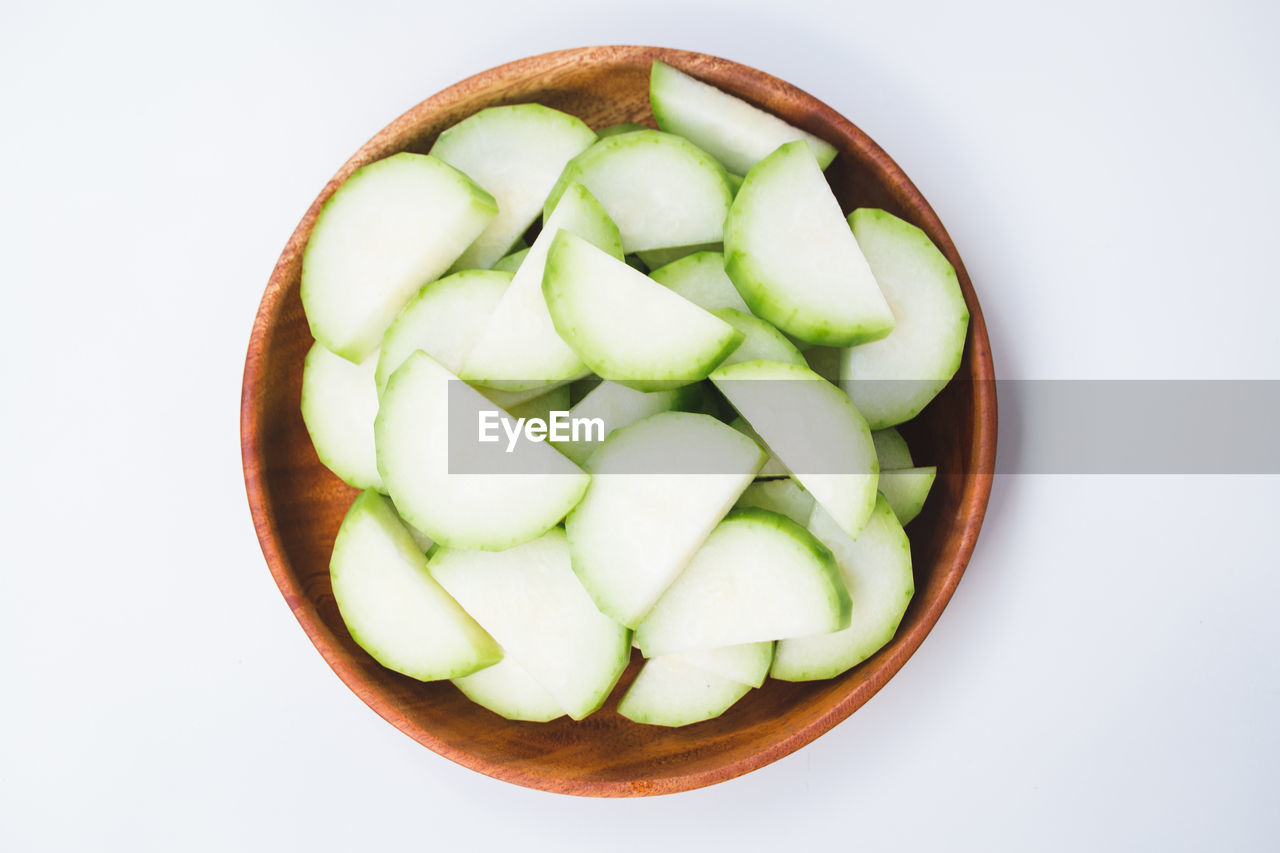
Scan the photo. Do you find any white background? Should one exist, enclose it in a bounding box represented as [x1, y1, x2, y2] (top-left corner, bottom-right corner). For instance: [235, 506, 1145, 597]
[3, 0, 1277, 849]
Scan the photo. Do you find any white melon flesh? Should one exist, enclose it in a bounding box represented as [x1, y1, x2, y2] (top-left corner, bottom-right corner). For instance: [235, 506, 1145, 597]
[301, 153, 497, 362]
[712, 359, 879, 539]
[429, 528, 630, 720]
[724, 141, 894, 346]
[430, 104, 596, 271]
[374, 269, 510, 395]
[618, 656, 752, 727]
[554, 381, 695, 466]
[565, 412, 766, 628]
[543, 231, 743, 391]
[329, 491, 501, 681]
[666, 642, 774, 688]
[840, 208, 971, 428]
[544, 130, 733, 253]
[649, 60, 838, 175]
[300, 343, 383, 491]
[772, 496, 914, 681]
[460, 183, 622, 393]
[375, 351, 589, 551]
[452, 657, 565, 723]
[635, 508, 849, 657]
[648, 250, 750, 313]
[713, 308, 806, 367]
[878, 467, 937, 525]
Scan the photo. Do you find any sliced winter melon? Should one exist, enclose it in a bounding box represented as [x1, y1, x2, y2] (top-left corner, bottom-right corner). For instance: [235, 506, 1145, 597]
[840, 208, 970, 428]
[772, 496, 914, 680]
[635, 508, 849, 656]
[375, 351, 589, 551]
[429, 527, 630, 720]
[648, 250, 750, 313]
[458, 183, 622, 393]
[712, 359, 878, 539]
[565, 412, 766, 628]
[649, 60, 837, 175]
[724, 141, 893, 346]
[374, 269, 510, 395]
[330, 491, 501, 681]
[301, 153, 497, 362]
[543, 231, 743, 391]
[431, 104, 595, 271]
[452, 656, 565, 723]
[301, 343, 383, 491]
[618, 656, 752, 727]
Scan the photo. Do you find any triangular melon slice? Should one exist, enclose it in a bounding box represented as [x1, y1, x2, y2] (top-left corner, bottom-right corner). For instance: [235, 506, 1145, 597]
[459, 183, 622, 393]
[429, 528, 630, 720]
[544, 231, 743, 391]
[634, 508, 849, 657]
[565, 412, 766, 628]
[712, 359, 879, 539]
[329, 491, 501, 681]
[724, 141, 894, 346]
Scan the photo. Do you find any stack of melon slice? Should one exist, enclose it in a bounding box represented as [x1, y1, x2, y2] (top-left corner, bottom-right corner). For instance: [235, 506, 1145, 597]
[297, 60, 969, 726]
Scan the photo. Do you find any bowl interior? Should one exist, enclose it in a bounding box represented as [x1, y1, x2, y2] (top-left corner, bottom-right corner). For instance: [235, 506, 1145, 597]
[241, 46, 995, 797]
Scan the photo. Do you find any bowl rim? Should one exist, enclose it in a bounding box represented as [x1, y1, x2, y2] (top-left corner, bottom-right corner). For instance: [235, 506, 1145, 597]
[241, 44, 997, 797]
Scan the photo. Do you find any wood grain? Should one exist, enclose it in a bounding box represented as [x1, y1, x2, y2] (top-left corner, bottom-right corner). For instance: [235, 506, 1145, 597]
[240, 46, 997, 797]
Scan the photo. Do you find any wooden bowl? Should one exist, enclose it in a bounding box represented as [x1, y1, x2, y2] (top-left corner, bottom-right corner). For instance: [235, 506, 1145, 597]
[241, 45, 997, 797]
